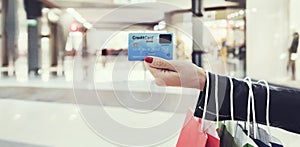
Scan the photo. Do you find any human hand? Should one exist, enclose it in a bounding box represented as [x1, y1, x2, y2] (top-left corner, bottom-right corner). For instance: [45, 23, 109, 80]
[144, 56, 206, 91]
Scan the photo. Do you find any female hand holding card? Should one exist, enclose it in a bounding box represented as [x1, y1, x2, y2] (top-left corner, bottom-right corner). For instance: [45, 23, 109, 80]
[144, 56, 206, 91]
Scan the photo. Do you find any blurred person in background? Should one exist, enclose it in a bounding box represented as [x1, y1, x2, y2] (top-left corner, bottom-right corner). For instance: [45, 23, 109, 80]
[287, 32, 299, 80]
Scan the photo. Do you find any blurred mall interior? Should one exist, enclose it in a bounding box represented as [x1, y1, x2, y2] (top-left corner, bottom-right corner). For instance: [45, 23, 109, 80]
[0, 0, 300, 146]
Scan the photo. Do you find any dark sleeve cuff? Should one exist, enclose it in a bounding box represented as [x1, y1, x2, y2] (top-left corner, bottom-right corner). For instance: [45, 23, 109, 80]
[194, 72, 300, 134]
[194, 72, 232, 121]
[193, 72, 249, 121]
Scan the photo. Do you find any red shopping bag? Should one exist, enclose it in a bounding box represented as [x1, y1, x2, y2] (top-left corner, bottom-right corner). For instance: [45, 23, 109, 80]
[176, 109, 208, 147]
[206, 126, 220, 147]
[177, 72, 220, 147]
[176, 109, 220, 147]
[199, 115, 220, 147]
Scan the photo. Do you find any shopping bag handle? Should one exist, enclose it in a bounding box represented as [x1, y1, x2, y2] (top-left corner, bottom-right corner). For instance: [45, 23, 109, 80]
[229, 77, 234, 121]
[256, 80, 271, 135]
[244, 77, 257, 139]
[200, 70, 210, 132]
[214, 74, 219, 123]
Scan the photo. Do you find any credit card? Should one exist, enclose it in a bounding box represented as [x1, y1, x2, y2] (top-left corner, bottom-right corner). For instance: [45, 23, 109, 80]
[128, 33, 174, 61]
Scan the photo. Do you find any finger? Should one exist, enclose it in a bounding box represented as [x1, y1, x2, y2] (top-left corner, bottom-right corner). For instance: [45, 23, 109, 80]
[144, 56, 176, 72]
[146, 65, 161, 78]
[147, 66, 181, 87]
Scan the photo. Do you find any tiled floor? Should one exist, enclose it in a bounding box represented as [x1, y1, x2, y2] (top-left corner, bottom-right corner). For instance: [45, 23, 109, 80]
[0, 99, 183, 147]
[0, 98, 300, 147]
[0, 79, 200, 146]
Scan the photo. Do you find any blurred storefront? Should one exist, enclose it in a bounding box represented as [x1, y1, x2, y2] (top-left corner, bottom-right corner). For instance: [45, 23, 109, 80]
[0, 0, 299, 87]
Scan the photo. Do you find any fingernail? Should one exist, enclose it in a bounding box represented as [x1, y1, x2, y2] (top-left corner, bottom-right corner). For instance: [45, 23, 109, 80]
[144, 57, 153, 63]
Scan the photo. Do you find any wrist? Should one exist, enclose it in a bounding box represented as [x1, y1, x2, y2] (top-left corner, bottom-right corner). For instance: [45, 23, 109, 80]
[196, 67, 207, 91]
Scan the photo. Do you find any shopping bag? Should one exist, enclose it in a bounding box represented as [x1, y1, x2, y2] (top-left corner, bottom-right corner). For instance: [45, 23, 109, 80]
[206, 129, 220, 147]
[235, 123, 258, 147]
[219, 121, 257, 147]
[224, 77, 258, 147]
[218, 122, 238, 147]
[270, 136, 283, 147]
[176, 109, 207, 147]
[177, 71, 220, 147]
[219, 77, 240, 147]
[256, 80, 283, 147]
[204, 119, 220, 147]
[205, 74, 220, 147]
[249, 124, 270, 147]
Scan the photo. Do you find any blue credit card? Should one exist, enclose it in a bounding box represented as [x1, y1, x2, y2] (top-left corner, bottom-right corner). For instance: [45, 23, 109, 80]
[128, 33, 174, 61]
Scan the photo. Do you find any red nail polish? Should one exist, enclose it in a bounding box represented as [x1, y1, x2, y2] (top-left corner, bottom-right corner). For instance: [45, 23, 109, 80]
[144, 57, 153, 63]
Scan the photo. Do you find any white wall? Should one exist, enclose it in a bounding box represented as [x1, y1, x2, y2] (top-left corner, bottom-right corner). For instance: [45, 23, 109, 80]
[246, 0, 290, 80]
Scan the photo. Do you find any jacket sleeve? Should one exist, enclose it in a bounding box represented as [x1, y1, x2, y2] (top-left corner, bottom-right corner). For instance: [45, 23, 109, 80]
[194, 72, 300, 134]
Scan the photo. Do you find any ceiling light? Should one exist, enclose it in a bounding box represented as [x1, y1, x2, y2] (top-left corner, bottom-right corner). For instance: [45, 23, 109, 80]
[158, 21, 166, 30]
[239, 10, 244, 15]
[66, 8, 86, 23]
[48, 11, 60, 22]
[83, 22, 93, 29]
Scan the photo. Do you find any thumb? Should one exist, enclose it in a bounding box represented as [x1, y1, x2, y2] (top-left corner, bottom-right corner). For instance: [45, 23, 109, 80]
[144, 56, 176, 71]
